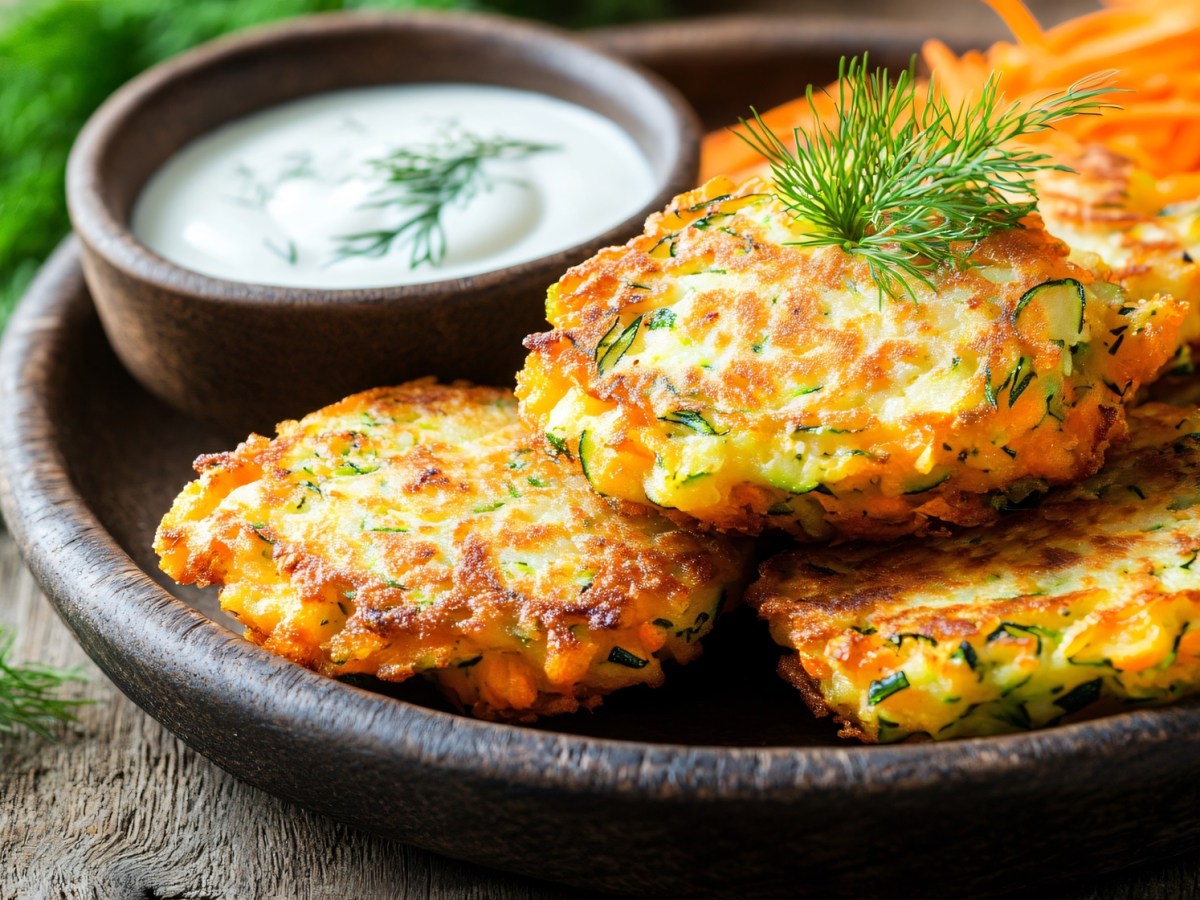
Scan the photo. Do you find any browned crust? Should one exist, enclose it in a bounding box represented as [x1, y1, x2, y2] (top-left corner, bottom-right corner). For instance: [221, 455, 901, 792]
[776, 655, 873, 743]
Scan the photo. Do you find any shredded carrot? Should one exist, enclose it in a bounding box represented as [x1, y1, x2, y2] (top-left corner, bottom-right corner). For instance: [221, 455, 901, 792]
[921, 40, 982, 102]
[983, 0, 1045, 48]
[1159, 174, 1200, 205]
[1168, 121, 1200, 177]
[700, 0, 1200, 197]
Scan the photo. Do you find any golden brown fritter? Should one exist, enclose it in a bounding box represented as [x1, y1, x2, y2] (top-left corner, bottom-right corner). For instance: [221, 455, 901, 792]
[517, 176, 1184, 540]
[155, 380, 751, 721]
[1037, 143, 1200, 355]
[748, 402, 1200, 743]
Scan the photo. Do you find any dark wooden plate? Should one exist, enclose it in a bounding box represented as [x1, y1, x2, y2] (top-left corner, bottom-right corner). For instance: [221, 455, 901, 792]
[3, 18, 1200, 899]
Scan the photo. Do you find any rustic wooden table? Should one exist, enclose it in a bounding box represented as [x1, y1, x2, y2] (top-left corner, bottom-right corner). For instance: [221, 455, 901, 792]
[3, 2, 1199, 897]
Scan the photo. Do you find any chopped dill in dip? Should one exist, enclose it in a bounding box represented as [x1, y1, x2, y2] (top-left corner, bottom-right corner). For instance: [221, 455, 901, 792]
[131, 84, 656, 288]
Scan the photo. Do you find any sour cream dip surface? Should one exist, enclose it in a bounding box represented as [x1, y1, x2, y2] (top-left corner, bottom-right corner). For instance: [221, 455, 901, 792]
[131, 84, 656, 289]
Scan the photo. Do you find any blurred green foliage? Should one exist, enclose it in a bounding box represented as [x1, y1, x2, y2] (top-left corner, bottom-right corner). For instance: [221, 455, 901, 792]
[0, 0, 674, 329]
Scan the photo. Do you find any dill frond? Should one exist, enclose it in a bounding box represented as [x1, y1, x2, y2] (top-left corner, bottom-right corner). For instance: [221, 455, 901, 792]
[329, 129, 558, 270]
[737, 55, 1120, 302]
[0, 626, 90, 742]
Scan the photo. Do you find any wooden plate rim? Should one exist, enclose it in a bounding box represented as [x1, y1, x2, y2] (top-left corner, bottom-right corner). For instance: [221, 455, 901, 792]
[2, 239, 1198, 804]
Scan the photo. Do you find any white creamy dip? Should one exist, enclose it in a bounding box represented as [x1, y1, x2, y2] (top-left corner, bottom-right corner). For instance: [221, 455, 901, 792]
[131, 84, 656, 288]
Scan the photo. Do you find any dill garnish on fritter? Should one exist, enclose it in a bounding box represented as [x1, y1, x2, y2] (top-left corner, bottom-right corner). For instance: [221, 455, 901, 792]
[737, 57, 1118, 302]
[518, 59, 1181, 539]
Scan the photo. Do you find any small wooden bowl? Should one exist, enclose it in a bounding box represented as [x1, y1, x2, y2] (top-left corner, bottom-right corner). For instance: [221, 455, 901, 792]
[66, 11, 700, 436]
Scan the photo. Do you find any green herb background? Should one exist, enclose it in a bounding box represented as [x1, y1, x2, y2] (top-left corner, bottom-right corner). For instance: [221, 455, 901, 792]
[0, 0, 672, 332]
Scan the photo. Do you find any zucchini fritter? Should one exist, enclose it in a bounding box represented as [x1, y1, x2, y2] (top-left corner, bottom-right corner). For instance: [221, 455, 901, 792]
[517, 176, 1184, 540]
[1037, 143, 1200, 355]
[748, 402, 1200, 743]
[155, 380, 750, 721]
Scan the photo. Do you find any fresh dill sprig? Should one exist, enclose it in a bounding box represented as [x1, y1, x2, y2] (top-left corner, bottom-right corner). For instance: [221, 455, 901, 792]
[330, 130, 558, 270]
[737, 55, 1120, 301]
[0, 626, 90, 742]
